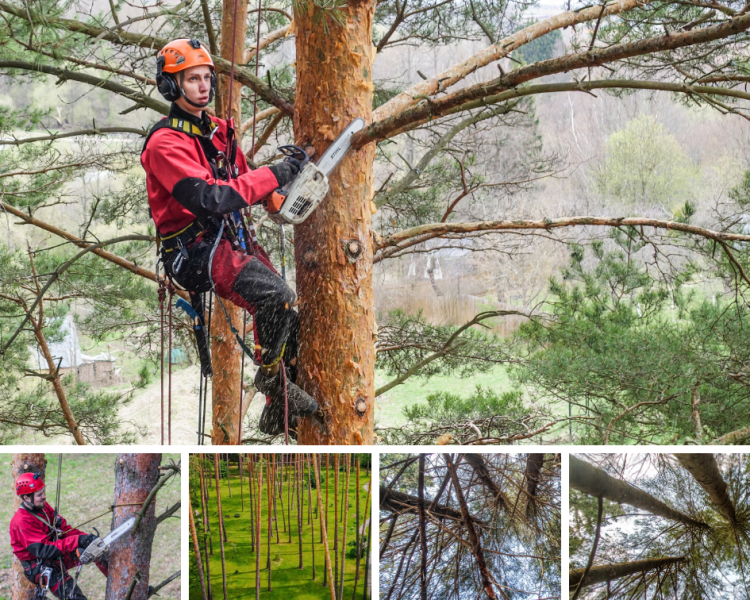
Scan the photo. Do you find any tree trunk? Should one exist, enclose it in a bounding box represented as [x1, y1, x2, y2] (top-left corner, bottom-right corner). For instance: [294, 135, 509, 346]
[339, 455, 351, 600]
[273, 455, 280, 542]
[569, 557, 685, 590]
[418, 454, 428, 600]
[293, 0, 376, 445]
[380, 486, 483, 523]
[524, 453, 545, 517]
[334, 454, 339, 592]
[314, 455, 337, 600]
[211, 0, 249, 446]
[267, 456, 272, 591]
[298, 454, 304, 569]
[213, 455, 228, 600]
[226, 454, 232, 497]
[105, 454, 161, 600]
[569, 455, 708, 529]
[198, 457, 213, 599]
[674, 454, 736, 524]
[443, 454, 497, 600]
[309, 454, 316, 580]
[248, 455, 255, 553]
[11, 454, 46, 600]
[463, 454, 512, 511]
[255, 461, 262, 600]
[190, 495, 209, 600]
[239, 454, 244, 510]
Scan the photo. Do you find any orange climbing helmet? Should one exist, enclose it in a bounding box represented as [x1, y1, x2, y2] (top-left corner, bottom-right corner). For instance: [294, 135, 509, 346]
[156, 38, 216, 106]
[16, 472, 44, 496]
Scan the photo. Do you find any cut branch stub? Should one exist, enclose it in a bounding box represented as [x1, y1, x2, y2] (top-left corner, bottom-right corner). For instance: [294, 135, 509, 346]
[570, 455, 709, 529]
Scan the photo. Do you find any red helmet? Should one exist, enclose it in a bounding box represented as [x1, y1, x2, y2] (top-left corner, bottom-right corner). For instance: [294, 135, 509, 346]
[16, 472, 44, 496]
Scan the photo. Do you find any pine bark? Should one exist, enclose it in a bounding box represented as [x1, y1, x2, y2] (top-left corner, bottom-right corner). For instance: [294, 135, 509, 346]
[674, 454, 736, 524]
[211, 0, 249, 445]
[297, 454, 304, 569]
[293, 0, 376, 445]
[569, 455, 708, 529]
[524, 453, 545, 517]
[418, 454, 428, 600]
[568, 557, 685, 590]
[443, 454, 497, 600]
[463, 454, 511, 511]
[11, 454, 46, 600]
[105, 454, 161, 600]
[198, 457, 213, 599]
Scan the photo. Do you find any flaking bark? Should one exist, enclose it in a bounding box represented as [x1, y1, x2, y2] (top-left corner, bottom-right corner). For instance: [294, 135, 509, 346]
[105, 454, 161, 600]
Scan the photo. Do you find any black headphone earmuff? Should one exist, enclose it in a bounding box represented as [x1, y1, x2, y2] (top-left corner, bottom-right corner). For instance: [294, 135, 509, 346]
[156, 54, 181, 102]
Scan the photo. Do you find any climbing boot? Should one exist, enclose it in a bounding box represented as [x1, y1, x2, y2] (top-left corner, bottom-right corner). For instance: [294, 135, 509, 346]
[255, 366, 319, 424]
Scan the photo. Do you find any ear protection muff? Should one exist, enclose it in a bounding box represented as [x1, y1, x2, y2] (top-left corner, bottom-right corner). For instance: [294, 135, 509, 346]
[156, 55, 181, 102]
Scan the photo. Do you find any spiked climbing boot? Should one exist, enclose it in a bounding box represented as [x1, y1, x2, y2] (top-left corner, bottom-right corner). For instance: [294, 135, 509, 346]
[255, 367, 319, 436]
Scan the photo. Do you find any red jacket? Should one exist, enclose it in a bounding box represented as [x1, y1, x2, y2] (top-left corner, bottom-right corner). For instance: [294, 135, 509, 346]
[10, 503, 83, 568]
[141, 105, 279, 236]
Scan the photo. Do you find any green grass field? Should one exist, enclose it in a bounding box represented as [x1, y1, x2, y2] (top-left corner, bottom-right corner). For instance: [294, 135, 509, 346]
[0, 453, 181, 600]
[190, 457, 372, 600]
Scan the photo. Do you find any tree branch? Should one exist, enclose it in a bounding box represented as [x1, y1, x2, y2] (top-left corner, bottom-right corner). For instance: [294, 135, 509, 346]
[375, 216, 750, 261]
[357, 15, 750, 145]
[0, 60, 169, 115]
[147, 571, 181, 598]
[0, 127, 147, 145]
[373, 0, 650, 121]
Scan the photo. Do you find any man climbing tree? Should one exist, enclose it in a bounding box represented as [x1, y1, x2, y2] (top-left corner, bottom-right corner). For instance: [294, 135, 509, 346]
[9, 473, 108, 600]
[141, 38, 319, 438]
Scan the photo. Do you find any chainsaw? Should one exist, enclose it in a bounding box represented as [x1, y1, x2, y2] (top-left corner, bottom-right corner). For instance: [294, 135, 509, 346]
[78, 516, 136, 565]
[265, 118, 365, 225]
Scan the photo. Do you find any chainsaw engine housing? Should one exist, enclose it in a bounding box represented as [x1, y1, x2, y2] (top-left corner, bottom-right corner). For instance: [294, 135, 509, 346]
[270, 162, 329, 225]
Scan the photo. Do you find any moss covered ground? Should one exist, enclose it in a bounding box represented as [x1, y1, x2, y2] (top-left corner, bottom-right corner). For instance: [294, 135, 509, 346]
[190, 457, 372, 600]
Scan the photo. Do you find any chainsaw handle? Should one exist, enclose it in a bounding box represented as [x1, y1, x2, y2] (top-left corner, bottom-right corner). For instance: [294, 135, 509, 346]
[277, 145, 310, 169]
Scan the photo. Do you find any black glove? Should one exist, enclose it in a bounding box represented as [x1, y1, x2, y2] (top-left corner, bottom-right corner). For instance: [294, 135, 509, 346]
[78, 534, 96, 550]
[269, 158, 301, 188]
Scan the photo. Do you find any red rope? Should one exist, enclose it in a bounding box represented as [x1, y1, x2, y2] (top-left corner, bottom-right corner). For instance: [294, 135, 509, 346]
[281, 358, 289, 445]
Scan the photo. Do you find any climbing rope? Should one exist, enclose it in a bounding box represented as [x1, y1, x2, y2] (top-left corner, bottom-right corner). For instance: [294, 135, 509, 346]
[158, 280, 166, 446]
[167, 283, 174, 445]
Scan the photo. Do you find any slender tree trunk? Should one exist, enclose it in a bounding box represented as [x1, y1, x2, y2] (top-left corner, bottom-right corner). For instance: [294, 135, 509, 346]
[288, 454, 293, 544]
[443, 453, 497, 600]
[418, 455, 429, 600]
[674, 454, 736, 524]
[362, 507, 371, 600]
[570, 455, 708, 528]
[297, 453, 304, 568]
[213, 454, 228, 600]
[524, 453, 545, 518]
[690, 385, 703, 441]
[569, 557, 685, 590]
[248, 455, 255, 553]
[256, 460, 262, 600]
[308, 454, 313, 525]
[278, 455, 286, 535]
[267, 456, 273, 590]
[463, 454, 512, 513]
[211, 0, 249, 445]
[198, 457, 213, 599]
[352, 458, 362, 599]
[273, 454, 280, 542]
[239, 454, 244, 510]
[314, 455, 337, 600]
[11, 454, 46, 600]
[226, 454, 232, 497]
[190, 495, 209, 600]
[339, 455, 351, 600]
[334, 454, 339, 593]
[309, 454, 316, 580]
[105, 454, 161, 600]
[353, 474, 371, 600]
[293, 0, 376, 446]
